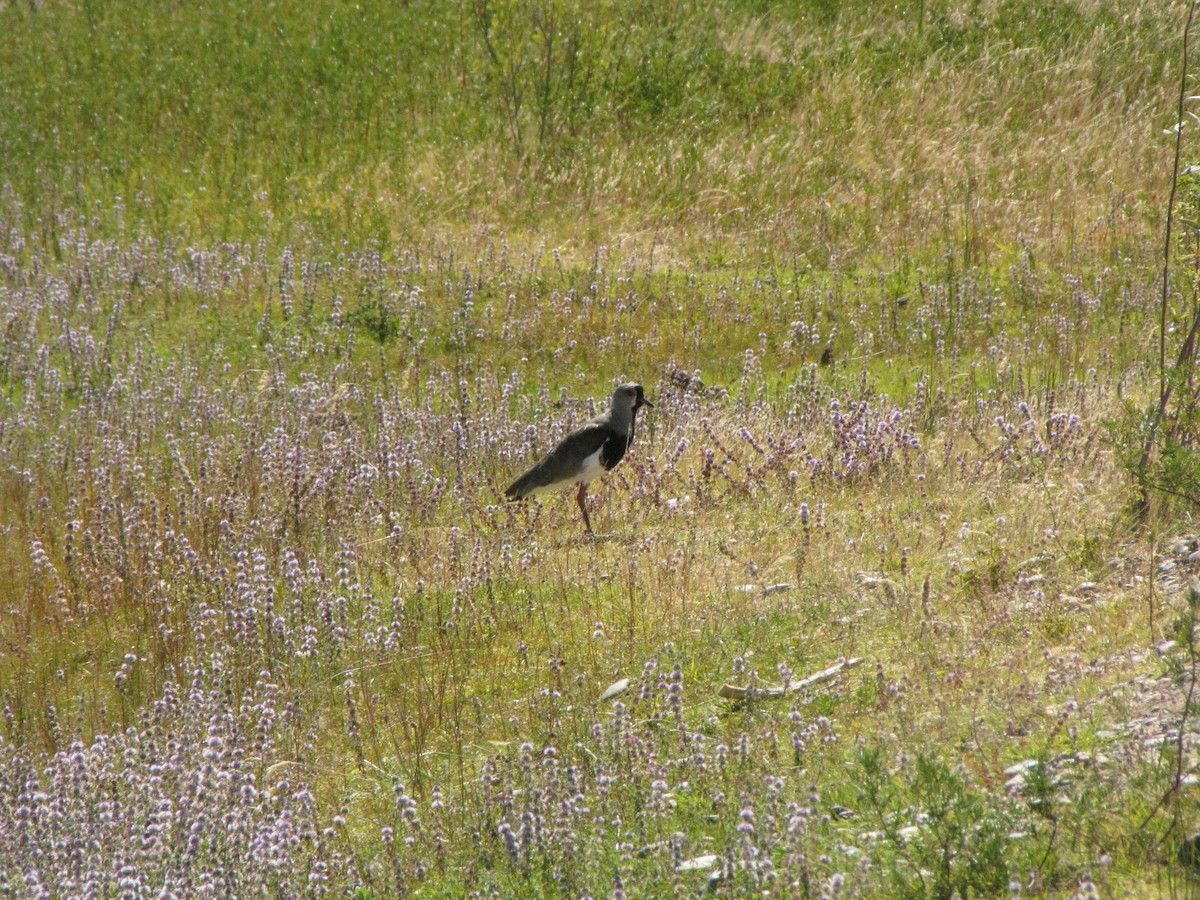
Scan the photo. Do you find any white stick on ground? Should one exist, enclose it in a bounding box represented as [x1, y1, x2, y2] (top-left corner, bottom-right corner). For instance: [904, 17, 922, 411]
[718, 657, 864, 700]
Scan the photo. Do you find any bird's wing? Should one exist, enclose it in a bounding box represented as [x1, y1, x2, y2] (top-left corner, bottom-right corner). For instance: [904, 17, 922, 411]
[506, 422, 612, 498]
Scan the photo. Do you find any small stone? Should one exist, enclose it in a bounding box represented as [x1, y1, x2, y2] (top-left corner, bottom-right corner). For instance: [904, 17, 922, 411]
[1076, 582, 1098, 594]
[856, 572, 892, 586]
[1004, 760, 1040, 776]
[600, 678, 631, 701]
[677, 854, 721, 873]
[1189, 550, 1200, 565]
[763, 583, 796, 595]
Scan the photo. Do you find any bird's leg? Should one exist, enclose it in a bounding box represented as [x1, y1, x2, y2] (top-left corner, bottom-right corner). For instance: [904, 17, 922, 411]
[576, 483, 593, 534]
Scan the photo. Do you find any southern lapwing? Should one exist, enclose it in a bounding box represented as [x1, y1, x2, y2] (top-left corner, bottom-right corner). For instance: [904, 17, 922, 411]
[506, 383, 653, 534]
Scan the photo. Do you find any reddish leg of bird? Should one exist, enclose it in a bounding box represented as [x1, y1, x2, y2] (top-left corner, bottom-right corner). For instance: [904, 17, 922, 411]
[577, 483, 593, 534]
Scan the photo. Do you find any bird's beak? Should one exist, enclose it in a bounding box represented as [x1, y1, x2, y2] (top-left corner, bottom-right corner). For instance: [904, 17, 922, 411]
[637, 398, 654, 410]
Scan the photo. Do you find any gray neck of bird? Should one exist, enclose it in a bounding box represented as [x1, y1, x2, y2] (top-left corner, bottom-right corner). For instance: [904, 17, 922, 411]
[609, 404, 636, 435]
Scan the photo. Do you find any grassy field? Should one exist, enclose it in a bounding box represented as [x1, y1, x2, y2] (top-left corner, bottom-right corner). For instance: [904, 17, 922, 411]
[2, 0, 1200, 896]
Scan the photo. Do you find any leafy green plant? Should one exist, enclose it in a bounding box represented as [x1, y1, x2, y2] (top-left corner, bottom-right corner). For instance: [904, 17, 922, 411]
[470, 0, 597, 165]
[855, 746, 1012, 899]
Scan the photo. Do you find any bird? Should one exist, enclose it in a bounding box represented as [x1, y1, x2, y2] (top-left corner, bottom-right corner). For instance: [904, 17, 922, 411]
[506, 383, 653, 534]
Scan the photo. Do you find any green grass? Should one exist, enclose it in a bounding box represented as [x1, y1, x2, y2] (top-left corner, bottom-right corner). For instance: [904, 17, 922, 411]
[0, 0, 1181, 261]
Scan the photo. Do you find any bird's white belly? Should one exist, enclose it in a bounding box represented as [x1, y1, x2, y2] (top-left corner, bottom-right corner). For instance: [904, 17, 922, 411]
[532, 446, 606, 494]
[574, 446, 606, 483]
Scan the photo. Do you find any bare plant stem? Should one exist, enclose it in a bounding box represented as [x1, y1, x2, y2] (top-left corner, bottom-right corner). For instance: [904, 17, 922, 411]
[1161, 12, 1189, 403]
[1138, 0, 1199, 521]
[1149, 532, 1157, 642]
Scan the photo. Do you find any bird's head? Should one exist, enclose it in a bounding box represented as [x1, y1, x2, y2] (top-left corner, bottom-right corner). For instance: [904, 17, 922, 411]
[615, 383, 653, 415]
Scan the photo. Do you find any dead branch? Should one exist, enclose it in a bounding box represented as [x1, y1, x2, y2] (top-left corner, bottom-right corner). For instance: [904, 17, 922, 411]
[718, 657, 864, 701]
